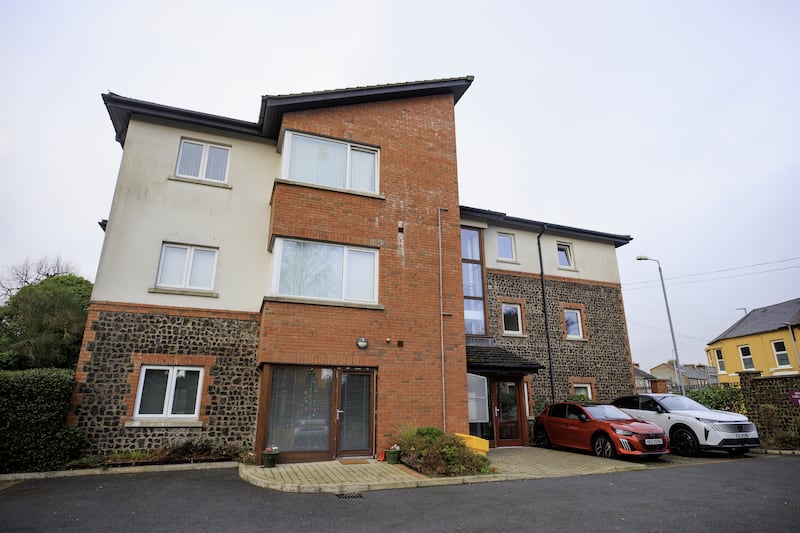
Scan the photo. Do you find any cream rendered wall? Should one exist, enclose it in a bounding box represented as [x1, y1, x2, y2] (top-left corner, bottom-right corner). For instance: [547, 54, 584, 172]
[479, 224, 622, 284]
[93, 120, 279, 312]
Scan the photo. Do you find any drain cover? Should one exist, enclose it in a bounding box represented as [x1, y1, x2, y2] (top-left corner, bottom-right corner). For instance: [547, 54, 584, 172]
[336, 492, 363, 499]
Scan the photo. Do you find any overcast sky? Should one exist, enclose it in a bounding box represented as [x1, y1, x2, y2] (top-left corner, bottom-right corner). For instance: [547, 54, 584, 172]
[2, 1, 798, 372]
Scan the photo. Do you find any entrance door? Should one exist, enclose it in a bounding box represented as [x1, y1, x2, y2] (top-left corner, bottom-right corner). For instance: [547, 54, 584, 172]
[334, 370, 374, 457]
[492, 379, 523, 446]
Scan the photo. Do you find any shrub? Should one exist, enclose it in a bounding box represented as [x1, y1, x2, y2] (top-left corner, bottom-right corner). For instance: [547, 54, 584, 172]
[397, 427, 491, 477]
[687, 386, 745, 413]
[0, 368, 86, 473]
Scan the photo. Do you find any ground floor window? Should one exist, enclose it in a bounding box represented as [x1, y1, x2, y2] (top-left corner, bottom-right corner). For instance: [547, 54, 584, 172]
[268, 367, 333, 452]
[134, 366, 202, 418]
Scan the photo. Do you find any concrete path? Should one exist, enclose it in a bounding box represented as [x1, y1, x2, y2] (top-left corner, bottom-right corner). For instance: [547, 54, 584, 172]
[239, 446, 648, 493]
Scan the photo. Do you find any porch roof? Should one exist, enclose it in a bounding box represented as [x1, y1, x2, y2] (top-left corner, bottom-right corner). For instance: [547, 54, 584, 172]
[466, 345, 545, 374]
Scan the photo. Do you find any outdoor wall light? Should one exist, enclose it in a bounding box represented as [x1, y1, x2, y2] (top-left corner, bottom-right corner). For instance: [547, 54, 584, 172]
[356, 336, 368, 349]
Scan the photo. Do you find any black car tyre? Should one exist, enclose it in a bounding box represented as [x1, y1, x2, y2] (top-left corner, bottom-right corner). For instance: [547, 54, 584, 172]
[533, 425, 551, 448]
[671, 427, 700, 457]
[593, 435, 615, 459]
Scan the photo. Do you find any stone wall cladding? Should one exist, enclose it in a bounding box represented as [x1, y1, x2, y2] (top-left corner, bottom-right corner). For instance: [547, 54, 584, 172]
[486, 270, 635, 403]
[739, 371, 800, 438]
[70, 301, 260, 453]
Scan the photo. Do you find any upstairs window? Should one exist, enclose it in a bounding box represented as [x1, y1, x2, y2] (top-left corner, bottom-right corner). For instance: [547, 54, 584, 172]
[283, 132, 378, 194]
[714, 348, 726, 372]
[135, 366, 203, 418]
[157, 244, 217, 291]
[502, 303, 522, 335]
[772, 340, 790, 367]
[557, 242, 574, 269]
[273, 238, 377, 303]
[497, 233, 516, 261]
[176, 140, 230, 182]
[461, 227, 486, 335]
[564, 309, 584, 339]
[739, 345, 754, 370]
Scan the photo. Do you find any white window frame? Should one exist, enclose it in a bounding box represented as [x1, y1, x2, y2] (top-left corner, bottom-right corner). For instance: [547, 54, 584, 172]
[272, 238, 378, 304]
[134, 365, 203, 419]
[739, 345, 754, 370]
[564, 308, 584, 339]
[714, 348, 726, 373]
[772, 340, 791, 368]
[501, 303, 523, 335]
[156, 244, 218, 291]
[496, 232, 516, 262]
[175, 139, 230, 183]
[572, 383, 592, 400]
[281, 131, 379, 194]
[557, 242, 575, 269]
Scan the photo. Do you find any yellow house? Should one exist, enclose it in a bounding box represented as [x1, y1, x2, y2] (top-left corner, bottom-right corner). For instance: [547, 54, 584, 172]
[706, 297, 800, 384]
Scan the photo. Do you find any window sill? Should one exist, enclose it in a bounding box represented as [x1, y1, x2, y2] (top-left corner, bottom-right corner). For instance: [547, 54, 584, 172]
[502, 332, 526, 338]
[557, 266, 579, 273]
[168, 175, 232, 189]
[264, 295, 384, 310]
[125, 419, 204, 428]
[149, 287, 219, 298]
[566, 336, 588, 342]
[496, 259, 519, 265]
[274, 178, 385, 200]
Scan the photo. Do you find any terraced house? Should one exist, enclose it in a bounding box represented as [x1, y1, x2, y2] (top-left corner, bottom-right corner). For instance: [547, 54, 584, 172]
[69, 76, 636, 460]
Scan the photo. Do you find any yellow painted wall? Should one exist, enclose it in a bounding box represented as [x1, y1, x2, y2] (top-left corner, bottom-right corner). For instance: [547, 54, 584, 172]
[706, 326, 800, 384]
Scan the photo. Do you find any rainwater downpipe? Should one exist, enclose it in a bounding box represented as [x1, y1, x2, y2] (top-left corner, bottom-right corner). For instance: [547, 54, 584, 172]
[537, 225, 557, 404]
[438, 207, 449, 432]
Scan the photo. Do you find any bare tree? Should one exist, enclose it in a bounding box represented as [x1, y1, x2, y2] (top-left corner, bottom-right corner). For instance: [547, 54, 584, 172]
[0, 256, 77, 301]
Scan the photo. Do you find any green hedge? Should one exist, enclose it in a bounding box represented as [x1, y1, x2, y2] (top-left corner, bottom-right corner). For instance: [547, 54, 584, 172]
[0, 368, 86, 473]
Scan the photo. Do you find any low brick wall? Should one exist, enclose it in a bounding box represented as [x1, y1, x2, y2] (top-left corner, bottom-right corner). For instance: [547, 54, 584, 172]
[739, 371, 800, 439]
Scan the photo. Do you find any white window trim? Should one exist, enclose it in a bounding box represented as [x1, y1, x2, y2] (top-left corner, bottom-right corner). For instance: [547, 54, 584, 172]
[272, 238, 379, 304]
[739, 345, 754, 370]
[133, 365, 204, 419]
[557, 242, 576, 270]
[772, 340, 791, 368]
[175, 139, 231, 183]
[714, 348, 727, 374]
[572, 384, 592, 400]
[156, 244, 218, 291]
[496, 232, 517, 262]
[501, 303, 523, 335]
[564, 308, 584, 339]
[281, 131, 380, 194]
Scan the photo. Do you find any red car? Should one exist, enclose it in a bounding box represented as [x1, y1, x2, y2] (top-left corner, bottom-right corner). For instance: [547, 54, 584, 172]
[534, 401, 669, 459]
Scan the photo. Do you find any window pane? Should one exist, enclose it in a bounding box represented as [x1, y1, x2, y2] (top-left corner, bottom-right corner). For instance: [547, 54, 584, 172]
[464, 299, 486, 335]
[467, 373, 489, 423]
[177, 141, 203, 177]
[170, 369, 200, 415]
[462, 263, 483, 297]
[774, 341, 789, 366]
[268, 367, 332, 452]
[204, 146, 228, 181]
[558, 245, 572, 267]
[461, 228, 480, 260]
[340, 373, 370, 450]
[497, 234, 514, 260]
[159, 246, 188, 286]
[502, 304, 521, 333]
[289, 135, 347, 188]
[279, 240, 343, 300]
[138, 368, 169, 415]
[350, 149, 376, 192]
[188, 248, 216, 289]
[345, 249, 375, 301]
[565, 310, 581, 337]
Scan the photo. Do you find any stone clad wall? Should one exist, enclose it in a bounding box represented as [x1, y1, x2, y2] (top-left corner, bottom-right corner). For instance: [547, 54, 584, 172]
[487, 271, 635, 403]
[739, 371, 800, 438]
[69, 302, 260, 453]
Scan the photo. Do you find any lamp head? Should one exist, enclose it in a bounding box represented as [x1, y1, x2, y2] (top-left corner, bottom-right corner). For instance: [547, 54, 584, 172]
[636, 255, 650, 261]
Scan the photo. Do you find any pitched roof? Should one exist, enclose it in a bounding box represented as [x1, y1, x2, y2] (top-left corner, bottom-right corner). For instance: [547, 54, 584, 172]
[709, 297, 800, 344]
[633, 366, 657, 381]
[103, 76, 474, 146]
[459, 206, 632, 248]
[465, 345, 544, 374]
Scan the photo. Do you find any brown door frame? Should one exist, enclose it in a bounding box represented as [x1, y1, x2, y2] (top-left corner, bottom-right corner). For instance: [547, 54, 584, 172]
[332, 368, 376, 458]
[489, 375, 526, 447]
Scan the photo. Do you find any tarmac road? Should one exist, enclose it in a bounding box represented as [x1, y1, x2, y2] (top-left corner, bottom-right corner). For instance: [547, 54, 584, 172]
[2, 453, 798, 532]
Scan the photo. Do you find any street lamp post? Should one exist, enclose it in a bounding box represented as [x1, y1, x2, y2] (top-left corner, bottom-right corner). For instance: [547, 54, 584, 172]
[637, 256, 686, 395]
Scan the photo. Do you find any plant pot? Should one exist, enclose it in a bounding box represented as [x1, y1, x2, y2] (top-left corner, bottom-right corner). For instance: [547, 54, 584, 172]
[262, 452, 279, 468]
[385, 449, 400, 464]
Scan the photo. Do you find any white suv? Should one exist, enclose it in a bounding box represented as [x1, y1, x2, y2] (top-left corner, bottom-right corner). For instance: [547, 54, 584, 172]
[612, 394, 759, 456]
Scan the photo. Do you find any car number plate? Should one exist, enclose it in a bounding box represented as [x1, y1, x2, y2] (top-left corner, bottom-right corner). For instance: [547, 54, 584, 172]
[645, 438, 663, 445]
[735, 433, 749, 439]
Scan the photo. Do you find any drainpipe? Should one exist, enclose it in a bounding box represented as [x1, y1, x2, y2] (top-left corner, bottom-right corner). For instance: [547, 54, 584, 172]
[438, 207, 449, 432]
[537, 225, 557, 404]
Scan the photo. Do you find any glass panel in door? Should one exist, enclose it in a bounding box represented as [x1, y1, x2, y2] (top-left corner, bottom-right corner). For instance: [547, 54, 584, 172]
[495, 380, 522, 445]
[337, 372, 372, 455]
